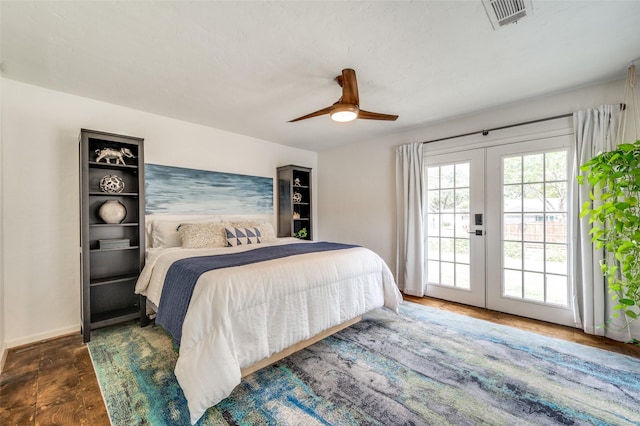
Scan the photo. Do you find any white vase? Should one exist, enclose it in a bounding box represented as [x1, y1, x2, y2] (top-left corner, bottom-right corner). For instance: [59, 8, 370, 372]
[98, 200, 127, 224]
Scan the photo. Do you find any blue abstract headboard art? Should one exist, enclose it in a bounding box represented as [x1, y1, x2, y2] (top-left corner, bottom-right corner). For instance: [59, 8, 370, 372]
[144, 163, 273, 215]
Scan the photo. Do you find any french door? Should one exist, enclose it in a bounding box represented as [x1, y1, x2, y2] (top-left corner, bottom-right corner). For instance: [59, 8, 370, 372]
[425, 135, 575, 326]
[425, 149, 486, 307]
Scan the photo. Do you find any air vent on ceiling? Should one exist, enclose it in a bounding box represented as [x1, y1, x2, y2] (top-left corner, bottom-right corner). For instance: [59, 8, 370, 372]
[482, 0, 533, 30]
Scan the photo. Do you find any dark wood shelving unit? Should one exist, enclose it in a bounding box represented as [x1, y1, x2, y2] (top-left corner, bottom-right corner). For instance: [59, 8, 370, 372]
[277, 165, 312, 240]
[79, 129, 148, 342]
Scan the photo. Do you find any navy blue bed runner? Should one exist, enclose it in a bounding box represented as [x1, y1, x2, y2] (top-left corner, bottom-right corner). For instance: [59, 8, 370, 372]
[156, 242, 358, 343]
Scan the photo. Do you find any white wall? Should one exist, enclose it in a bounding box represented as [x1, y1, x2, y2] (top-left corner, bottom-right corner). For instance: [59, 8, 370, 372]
[1, 79, 316, 348]
[318, 77, 639, 338]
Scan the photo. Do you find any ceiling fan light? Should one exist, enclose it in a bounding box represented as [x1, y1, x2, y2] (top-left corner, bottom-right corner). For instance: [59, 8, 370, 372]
[330, 104, 359, 122]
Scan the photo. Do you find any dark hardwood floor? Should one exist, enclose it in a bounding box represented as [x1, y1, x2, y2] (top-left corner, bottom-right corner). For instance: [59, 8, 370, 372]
[1, 296, 639, 425]
[0, 333, 109, 425]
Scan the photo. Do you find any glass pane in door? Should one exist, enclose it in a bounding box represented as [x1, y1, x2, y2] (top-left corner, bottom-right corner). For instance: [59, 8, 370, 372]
[426, 162, 470, 290]
[501, 150, 569, 306]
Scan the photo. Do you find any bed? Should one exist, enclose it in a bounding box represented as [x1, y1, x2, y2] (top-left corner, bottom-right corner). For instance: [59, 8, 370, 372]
[135, 215, 403, 424]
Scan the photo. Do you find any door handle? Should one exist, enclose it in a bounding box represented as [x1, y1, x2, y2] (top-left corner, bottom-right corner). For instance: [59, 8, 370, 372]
[468, 230, 483, 236]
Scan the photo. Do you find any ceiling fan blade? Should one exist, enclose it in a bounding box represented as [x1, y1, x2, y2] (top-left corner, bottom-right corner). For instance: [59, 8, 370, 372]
[357, 109, 399, 121]
[288, 105, 333, 122]
[339, 68, 359, 105]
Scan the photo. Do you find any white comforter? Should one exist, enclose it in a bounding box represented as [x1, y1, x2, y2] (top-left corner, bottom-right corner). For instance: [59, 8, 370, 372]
[135, 238, 402, 424]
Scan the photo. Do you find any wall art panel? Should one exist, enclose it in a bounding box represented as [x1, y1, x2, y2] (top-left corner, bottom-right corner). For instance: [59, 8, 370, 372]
[145, 163, 273, 215]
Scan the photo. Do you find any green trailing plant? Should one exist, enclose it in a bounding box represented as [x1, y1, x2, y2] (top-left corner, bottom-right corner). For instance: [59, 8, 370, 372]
[578, 140, 640, 327]
[294, 228, 308, 239]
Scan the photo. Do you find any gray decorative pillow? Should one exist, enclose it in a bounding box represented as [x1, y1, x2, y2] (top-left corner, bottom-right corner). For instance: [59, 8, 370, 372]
[178, 223, 227, 248]
[225, 227, 262, 247]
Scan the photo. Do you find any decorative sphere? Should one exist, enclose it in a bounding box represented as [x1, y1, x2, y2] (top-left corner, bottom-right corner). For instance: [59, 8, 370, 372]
[99, 175, 125, 193]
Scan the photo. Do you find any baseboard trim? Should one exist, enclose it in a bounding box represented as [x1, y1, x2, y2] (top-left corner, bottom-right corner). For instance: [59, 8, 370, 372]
[0, 343, 7, 374]
[604, 328, 635, 343]
[6, 325, 81, 350]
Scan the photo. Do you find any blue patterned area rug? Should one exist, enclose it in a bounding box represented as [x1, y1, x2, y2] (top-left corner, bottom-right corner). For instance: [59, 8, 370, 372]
[88, 302, 640, 425]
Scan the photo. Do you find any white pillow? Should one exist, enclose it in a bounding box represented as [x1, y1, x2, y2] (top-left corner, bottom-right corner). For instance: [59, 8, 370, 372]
[178, 223, 228, 249]
[150, 220, 184, 248]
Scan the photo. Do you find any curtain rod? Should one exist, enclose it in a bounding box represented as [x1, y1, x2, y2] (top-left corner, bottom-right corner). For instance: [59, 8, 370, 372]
[422, 103, 626, 145]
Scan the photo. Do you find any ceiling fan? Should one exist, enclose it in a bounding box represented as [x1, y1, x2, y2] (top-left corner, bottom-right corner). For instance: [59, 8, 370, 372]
[288, 68, 398, 123]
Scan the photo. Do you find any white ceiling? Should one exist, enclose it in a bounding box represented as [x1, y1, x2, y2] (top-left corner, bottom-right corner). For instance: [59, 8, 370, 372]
[2, 1, 640, 152]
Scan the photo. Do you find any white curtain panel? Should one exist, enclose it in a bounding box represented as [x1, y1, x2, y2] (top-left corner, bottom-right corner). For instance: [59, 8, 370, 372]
[572, 104, 624, 339]
[395, 142, 425, 296]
